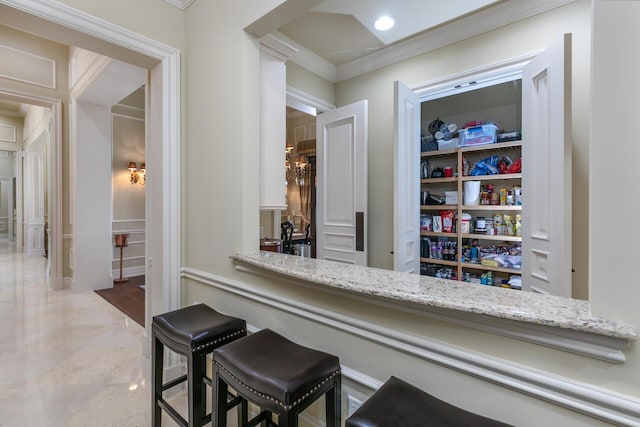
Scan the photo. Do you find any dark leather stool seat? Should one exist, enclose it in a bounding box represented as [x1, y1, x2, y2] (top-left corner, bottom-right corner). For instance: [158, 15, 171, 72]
[346, 376, 512, 427]
[152, 304, 246, 427]
[212, 328, 341, 427]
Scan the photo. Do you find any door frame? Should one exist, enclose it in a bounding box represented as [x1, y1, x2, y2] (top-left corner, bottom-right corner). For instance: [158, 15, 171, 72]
[412, 52, 539, 102]
[1, 0, 182, 354]
[0, 89, 62, 286]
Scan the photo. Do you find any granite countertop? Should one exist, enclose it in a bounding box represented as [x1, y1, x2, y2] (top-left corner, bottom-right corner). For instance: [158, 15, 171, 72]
[232, 251, 637, 341]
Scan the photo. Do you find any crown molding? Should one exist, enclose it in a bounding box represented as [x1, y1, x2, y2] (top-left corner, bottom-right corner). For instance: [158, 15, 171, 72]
[163, 0, 194, 11]
[260, 33, 298, 62]
[272, 31, 337, 83]
[286, 85, 335, 115]
[331, 0, 576, 82]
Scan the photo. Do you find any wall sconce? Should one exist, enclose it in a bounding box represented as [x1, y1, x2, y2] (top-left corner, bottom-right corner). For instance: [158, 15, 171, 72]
[128, 161, 146, 185]
[140, 162, 146, 185]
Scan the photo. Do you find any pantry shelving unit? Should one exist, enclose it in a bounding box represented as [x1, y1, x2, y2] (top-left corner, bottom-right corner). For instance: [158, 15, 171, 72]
[420, 140, 523, 283]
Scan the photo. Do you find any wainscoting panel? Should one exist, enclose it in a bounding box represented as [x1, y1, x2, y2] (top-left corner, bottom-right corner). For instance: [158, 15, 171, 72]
[182, 267, 640, 426]
[112, 219, 145, 278]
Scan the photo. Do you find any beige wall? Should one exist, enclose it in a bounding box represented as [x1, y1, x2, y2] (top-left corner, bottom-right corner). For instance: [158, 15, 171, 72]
[286, 61, 335, 106]
[2, 0, 639, 425]
[181, 1, 639, 425]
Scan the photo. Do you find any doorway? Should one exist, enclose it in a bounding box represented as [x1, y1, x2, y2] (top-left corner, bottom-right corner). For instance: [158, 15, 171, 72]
[284, 106, 316, 257]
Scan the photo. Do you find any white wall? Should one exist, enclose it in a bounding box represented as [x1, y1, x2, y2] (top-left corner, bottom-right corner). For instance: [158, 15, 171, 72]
[71, 100, 112, 291]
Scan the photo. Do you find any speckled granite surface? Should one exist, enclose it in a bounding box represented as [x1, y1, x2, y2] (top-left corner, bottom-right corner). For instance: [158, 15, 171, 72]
[232, 251, 637, 341]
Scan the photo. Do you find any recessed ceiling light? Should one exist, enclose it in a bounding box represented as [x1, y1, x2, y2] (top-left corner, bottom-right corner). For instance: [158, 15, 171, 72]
[374, 16, 395, 31]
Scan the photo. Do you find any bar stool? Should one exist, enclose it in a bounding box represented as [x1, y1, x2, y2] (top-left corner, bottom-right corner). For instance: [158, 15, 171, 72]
[345, 376, 512, 427]
[212, 328, 341, 427]
[152, 304, 247, 427]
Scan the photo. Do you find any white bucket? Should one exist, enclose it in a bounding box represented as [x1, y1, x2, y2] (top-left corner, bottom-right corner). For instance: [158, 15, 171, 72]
[464, 181, 481, 206]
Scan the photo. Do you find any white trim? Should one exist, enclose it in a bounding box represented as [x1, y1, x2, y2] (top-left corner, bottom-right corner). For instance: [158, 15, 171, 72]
[163, 0, 194, 11]
[0, 124, 17, 143]
[112, 228, 145, 235]
[62, 233, 72, 239]
[115, 103, 145, 112]
[272, 31, 337, 83]
[111, 112, 145, 122]
[69, 55, 112, 100]
[0, 42, 56, 89]
[259, 33, 298, 63]
[182, 266, 640, 426]
[412, 52, 539, 101]
[286, 85, 335, 115]
[334, 0, 575, 82]
[112, 265, 145, 279]
[341, 365, 384, 391]
[111, 255, 145, 262]
[112, 218, 146, 223]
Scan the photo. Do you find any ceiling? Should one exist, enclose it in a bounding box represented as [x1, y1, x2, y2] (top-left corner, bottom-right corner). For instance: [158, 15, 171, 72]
[277, 0, 503, 66]
[263, 0, 574, 82]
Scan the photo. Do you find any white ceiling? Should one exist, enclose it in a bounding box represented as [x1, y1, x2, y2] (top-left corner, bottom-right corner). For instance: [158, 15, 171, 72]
[312, 0, 501, 46]
[278, 0, 502, 66]
[269, 0, 574, 82]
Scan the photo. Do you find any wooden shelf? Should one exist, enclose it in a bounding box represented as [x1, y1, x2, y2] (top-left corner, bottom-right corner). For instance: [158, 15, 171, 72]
[420, 258, 458, 267]
[461, 205, 522, 211]
[461, 233, 521, 242]
[460, 140, 522, 153]
[461, 262, 521, 275]
[421, 148, 457, 158]
[421, 231, 457, 238]
[461, 173, 522, 181]
[421, 205, 458, 211]
[421, 177, 457, 184]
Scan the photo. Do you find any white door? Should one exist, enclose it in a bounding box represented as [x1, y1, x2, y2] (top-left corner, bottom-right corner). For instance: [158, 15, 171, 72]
[316, 100, 368, 265]
[521, 34, 572, 296]
[393, 81, 420, 273]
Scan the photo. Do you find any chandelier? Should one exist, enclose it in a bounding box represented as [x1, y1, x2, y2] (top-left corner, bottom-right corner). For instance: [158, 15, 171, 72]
[285, 142, 308, 185]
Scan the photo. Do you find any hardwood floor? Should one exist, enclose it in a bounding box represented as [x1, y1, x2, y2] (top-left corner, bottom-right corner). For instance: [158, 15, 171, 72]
[95, 276, 145, 326]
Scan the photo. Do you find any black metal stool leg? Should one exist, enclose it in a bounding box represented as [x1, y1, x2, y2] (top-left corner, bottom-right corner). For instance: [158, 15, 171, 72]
[152, 334, 164, 427]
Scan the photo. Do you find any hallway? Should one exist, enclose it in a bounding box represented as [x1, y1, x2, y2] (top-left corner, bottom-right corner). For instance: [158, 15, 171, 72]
[0, 237, 184, 426]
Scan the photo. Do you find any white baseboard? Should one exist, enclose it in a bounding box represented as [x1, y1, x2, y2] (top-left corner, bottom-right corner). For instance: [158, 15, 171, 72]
[181, 267, 640, 427]
[63, 277, 73, 290]
[112, 266, 145, 279]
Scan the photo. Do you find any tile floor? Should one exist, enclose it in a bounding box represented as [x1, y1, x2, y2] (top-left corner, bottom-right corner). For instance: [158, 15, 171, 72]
[0, 237, 188, 426]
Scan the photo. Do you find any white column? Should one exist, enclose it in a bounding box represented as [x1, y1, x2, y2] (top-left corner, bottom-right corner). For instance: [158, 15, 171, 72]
[259, 35, 298, 211]
[72, 101, 113, 291]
